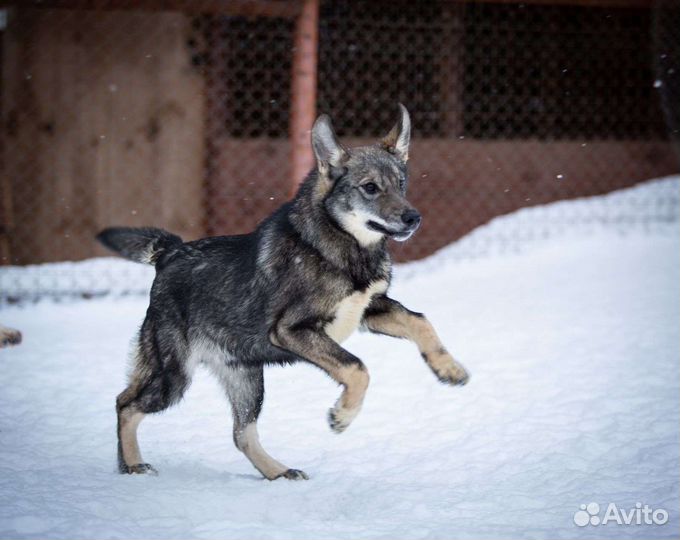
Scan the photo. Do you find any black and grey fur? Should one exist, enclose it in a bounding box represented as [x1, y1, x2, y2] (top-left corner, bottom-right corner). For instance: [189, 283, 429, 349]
[98, 104, 469, 480]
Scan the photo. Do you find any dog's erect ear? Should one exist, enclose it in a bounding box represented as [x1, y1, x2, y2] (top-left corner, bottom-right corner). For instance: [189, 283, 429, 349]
[311, 114, 348, 175]
[380, 103, 411, 162]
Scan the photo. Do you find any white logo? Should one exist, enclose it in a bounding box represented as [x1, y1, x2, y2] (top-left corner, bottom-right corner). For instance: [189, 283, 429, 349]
[574, 502, 669, 527]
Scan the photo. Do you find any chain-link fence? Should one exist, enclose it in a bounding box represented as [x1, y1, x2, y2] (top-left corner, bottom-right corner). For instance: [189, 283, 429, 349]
[1, 0, 679, 299]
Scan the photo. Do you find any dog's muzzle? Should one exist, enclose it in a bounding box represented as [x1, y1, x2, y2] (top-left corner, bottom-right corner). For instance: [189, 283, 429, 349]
[367, 209, 421, 242]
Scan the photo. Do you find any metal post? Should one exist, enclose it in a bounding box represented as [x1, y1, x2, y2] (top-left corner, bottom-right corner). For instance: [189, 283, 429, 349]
[289, 0, 319, 193]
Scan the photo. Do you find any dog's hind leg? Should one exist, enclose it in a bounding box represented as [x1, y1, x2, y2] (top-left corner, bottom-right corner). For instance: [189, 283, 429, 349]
[116, 391, 151, 475]
[217, 363, 308, 481]
[115, 343, 193, 475]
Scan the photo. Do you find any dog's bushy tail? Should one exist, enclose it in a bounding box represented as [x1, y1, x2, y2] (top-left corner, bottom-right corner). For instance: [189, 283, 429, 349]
[96, 227, 182, 265]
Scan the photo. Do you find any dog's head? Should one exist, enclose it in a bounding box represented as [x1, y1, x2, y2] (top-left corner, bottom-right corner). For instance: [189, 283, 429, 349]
[311, 104, 421, 247]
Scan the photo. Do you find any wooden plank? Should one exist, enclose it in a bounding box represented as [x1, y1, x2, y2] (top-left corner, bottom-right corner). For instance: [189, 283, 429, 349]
[466, 0, 651, 6]
[0, 32, 12, 264]
[85, 10, 206, 251]
[89, 10, 159, 246]
[0, 0, 652, 10]
[439, 2, 465, 137]
[154, 12, 205, 240]
[2, 9, 205, 264]
[2, 9, 58, 264]
[0, 0, 302, 18]
[55, 10, 95, 263]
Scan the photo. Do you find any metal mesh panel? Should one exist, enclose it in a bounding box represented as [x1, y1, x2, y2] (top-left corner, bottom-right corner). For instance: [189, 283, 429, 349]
[318, 1, 448, 137]
[314, 0, 678, 261]
[0, 0, 678, 300]
[199, 14, 294, 237]
[202, 15, 292, 138]
[461, 3, 667, 140]
[653, 0, 680, 144]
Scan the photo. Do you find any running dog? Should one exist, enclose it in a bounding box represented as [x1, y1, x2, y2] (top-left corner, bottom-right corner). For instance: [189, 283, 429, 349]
[97, 104, 469, 480]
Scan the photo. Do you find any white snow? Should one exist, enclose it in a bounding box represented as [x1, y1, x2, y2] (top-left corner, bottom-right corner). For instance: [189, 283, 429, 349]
[0, 178, 678, 539]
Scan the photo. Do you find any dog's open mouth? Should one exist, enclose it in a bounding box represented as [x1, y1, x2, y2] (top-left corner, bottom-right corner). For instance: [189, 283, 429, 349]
[367, 220, 415, 241]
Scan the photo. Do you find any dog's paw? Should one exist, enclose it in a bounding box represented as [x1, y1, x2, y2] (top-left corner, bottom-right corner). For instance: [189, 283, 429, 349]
[279, 468, 309, 481]
[123, 463, 158, 475]
[0, 328, 22, 348]
[328, 404, 360, 434]
[423, 350, 470, 386]
[436, 364, 469, 386]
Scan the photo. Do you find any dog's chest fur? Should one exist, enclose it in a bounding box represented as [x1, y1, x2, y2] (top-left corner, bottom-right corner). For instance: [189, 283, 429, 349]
[324, 280, 388, 343]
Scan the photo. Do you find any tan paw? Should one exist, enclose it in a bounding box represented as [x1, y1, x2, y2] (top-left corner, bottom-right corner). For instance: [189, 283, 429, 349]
[328, 401, 361, 433]
[124, 463, 158, 475]
[276, 468, 309, 480]
[423, 349, 470, 386]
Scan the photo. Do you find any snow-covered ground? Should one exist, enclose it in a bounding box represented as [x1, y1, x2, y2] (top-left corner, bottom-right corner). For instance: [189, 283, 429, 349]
[0, 179, 678, 539]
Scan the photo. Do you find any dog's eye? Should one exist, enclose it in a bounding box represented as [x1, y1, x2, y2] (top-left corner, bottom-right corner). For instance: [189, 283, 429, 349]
[362, 182, 378, 194]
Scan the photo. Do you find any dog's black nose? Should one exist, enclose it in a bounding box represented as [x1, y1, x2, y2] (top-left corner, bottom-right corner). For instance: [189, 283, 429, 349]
[401, 209, 422, 227]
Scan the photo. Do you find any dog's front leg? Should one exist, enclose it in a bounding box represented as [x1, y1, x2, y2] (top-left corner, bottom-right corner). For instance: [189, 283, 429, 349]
[271, 321, 369, 433]
[363, 295, 469, 385]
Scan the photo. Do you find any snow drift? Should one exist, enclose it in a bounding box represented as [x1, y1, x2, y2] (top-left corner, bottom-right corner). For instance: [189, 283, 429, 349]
[0, 177, 678, 539]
